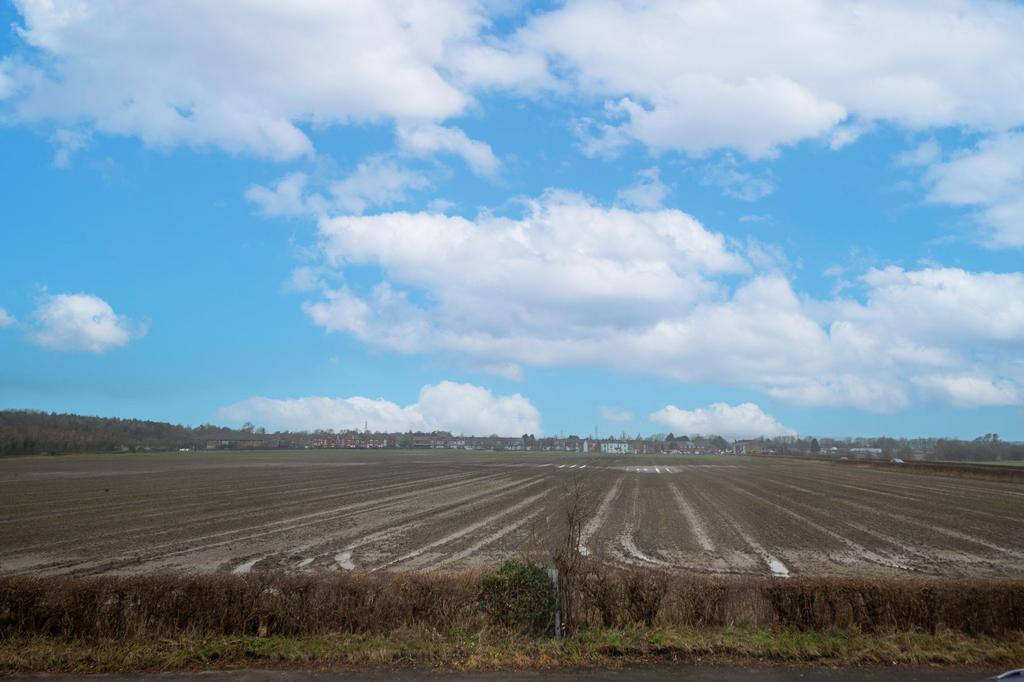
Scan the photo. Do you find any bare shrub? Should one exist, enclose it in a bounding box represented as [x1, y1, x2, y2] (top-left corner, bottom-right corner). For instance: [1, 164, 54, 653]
[579, 559, 623, 627]
[550, 474, 594, 635]
[761, 576, 1024, 634]
[0, 572, 482, 639]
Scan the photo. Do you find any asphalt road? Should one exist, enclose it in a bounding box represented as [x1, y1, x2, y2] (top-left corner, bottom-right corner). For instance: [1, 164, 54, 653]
[6, 667, 1013, 681]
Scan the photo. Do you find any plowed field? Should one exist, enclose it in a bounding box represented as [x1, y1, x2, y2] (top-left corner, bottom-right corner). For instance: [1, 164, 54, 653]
[1, 450, 1021, 577]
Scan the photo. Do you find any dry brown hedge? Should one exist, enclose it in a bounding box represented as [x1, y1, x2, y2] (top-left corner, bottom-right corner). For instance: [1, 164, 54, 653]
[1, 569, 1022, 640]
[0, 572, 482, 639]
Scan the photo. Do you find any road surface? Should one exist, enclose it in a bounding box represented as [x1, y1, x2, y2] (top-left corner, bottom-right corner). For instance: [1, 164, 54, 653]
[7, 666, 1009, 681]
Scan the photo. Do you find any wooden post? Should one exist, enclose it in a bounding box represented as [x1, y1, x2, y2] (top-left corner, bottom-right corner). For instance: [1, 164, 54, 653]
[547, 567, 561, 638]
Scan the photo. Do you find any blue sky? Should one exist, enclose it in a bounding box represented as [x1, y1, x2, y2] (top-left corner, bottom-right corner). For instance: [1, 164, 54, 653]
[2, 0, 1023, 440]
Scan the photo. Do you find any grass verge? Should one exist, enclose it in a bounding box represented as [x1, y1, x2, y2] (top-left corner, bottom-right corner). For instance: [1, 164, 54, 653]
[2, 626, 1022, 673]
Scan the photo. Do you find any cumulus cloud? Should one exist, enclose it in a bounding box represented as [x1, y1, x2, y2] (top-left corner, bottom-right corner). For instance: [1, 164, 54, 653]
[296, 190, 1024, 412]
[650, 402, 796, 440]
[331, 156, 432, 214]
[30, 293, 145, 353]
[396, 122, 501, 177]
[245, 173, 321, 218]
[0, 308, 15, 327]
[912, 374, 1021, 408]
[616, 167, 669, 209]
[218, 381, 541, 435]
[308, 191, 746, 344]
[828, 120, 874, 151]
[516, 0, 1024, 157]
[246, 157, 430, 218]
[6, 1, 508, 159]
[8, 0, 1024, 183]
[922, 133, 1024, 248]
[12, 1, 1024, 163]
[895, 139, 941, 168]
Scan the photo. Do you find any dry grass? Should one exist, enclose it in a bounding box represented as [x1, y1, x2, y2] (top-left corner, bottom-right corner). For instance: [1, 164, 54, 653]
[2, 627, 1023, 673]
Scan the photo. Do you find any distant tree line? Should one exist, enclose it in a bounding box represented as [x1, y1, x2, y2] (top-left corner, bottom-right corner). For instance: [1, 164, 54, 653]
[0, 410, 252, 455]
[762, 433, 1024, 462]
[931, 433, 1024, 462]
[2, 409, 1021, 461]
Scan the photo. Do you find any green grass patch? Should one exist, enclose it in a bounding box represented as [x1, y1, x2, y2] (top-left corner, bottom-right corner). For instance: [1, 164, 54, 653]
[2, 626, 1022, 673]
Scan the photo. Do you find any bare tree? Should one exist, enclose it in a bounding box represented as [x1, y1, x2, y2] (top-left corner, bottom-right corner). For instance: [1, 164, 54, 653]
[551, 473, 595, 635]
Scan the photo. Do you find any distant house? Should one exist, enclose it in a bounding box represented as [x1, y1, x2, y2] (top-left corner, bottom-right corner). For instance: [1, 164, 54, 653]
[733, 440, 765, 455]
[599, 440, 632, 454]
[631, 440, 661, 455]
[204, 438, 279, 450]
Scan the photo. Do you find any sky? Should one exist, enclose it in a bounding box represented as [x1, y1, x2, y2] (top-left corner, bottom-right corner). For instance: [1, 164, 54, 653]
[1, 0, 1024, 440]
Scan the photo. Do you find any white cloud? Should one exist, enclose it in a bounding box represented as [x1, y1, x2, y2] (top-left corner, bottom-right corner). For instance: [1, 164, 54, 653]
[842, 267, 1024, 345]
[702, 156, 775, 201]
[650, 402, 796, 440]
[480, 362, 524, 381]
[50, 127, 88, 168]
[9, 1, 1024, 171]
[284, 266, 325, 294]
[447, 41, 554, 93]
[218, 380, 541, 435]
[829, 120, 874, 150]
[616, 167, 669, 209]
[0, 308, 15, 327]
[246, 157, 430, 218]
[516, 0, 1024, 157]
[600, 406, 634, 423]
[611, 76, 844, 159]
[573, 115, 633, 159]
[396, 122, 500, 177]
[922, 133, 1024, 248]
[245, 172, 322, 218]
[308, 191, 747, 347]
[30, 292, 145, 353]
[895, 139, 941, 167]
[331, 156, 431, 214]
[912, 374, 1021, 408]
[7, 1, 498, 159]
[298, 191, 1024, 412]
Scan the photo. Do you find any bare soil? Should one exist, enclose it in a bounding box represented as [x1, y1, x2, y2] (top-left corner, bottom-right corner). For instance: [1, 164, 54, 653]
[1, 450, 1022, 578]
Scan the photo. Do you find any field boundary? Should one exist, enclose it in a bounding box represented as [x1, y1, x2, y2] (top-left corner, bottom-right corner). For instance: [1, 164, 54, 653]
[2, 569, 1022, 639]
[750, 453, 1024, 480]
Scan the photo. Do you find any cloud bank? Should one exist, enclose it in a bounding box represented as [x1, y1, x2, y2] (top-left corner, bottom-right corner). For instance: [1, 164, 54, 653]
[650, 402, 796, 440]
[519, 0, 1024, 157]
[8, 1, 1024, 250]
[297, 192, 1024, 412]
[922, 133, 1024, 248]
[7, 1, 1024, 163]
[218, 381, 541, 436]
